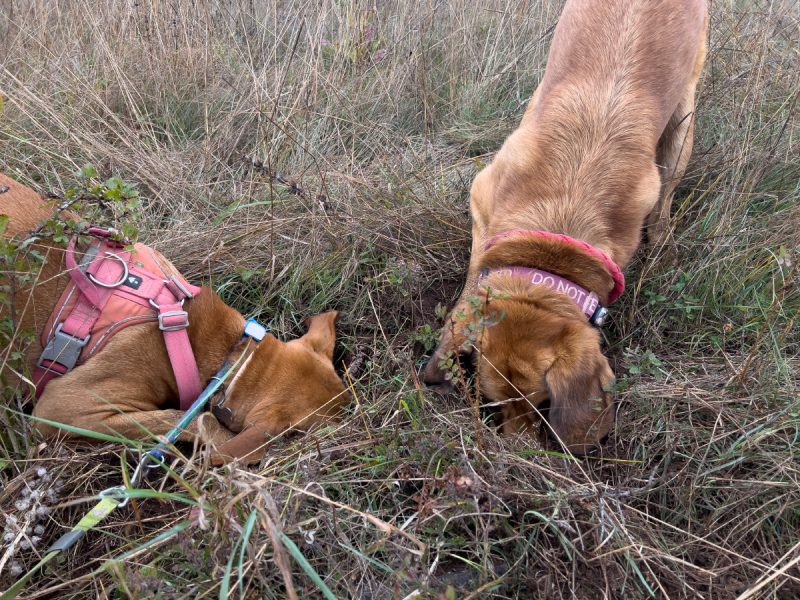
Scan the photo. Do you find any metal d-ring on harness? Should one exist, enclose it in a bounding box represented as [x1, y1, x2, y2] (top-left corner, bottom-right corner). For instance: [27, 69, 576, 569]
[0, 319, 268, 600]
[85, 252, 129, 288]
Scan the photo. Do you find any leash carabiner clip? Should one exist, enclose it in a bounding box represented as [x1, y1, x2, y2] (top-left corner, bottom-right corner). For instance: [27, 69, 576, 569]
[98, 485, 131, 508]
[128, 447, 168, 488]
[87, 252, 129, 289]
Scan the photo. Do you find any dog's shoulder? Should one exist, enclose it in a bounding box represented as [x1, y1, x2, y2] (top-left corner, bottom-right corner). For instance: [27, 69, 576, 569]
[0, 174, 55, 237]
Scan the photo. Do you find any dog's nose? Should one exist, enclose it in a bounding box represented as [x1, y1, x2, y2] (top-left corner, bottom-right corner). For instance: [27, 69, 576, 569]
[212, 403, 234, 429]
[422, 357, 456, 394]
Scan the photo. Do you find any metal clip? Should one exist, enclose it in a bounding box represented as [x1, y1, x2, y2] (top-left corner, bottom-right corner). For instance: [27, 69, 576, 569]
[87, 252, 129, 288]
[590, 306, 609, 327]
[99, 485, 131, 508]
[37, 324, 90, 372]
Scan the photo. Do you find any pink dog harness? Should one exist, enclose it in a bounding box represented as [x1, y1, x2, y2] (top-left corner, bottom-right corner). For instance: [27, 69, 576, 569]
[482, 229, 626, 325]
[34, 228, 204, 409]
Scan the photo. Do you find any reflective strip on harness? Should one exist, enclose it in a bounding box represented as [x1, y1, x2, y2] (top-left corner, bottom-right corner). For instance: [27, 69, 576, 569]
[34, 231, 204, 409]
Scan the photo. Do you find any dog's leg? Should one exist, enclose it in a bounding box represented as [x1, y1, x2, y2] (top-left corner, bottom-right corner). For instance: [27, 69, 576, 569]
[423, 165, 497, 389]
[646, 95, 697, 247]
[646, 22, 707, 248]
[34, 382, 234, 445]
[501, 400, 537, 435]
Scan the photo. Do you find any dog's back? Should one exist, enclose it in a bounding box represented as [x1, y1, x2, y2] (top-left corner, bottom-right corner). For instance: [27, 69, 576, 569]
[1, 174, 55, 236]
[536, 0, 707, 136]
[482, 0, 707, 266]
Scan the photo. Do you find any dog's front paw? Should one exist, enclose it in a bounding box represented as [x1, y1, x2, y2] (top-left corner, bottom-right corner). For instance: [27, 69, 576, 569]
[196, 412, 236, 447]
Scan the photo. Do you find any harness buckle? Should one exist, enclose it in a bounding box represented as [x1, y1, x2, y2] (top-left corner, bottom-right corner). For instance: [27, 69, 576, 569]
[37, 324, 90, 372]
[158, 309, 190, 331]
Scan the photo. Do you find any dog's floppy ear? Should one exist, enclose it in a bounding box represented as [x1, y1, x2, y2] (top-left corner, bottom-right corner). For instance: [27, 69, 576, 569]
[544, 325, 615, 454]
[302, 311, 338, 360]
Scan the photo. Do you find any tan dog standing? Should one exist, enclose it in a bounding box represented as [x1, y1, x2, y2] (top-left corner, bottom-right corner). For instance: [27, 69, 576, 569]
[424, 0, 708, 452]
[1, 173, 348, 462]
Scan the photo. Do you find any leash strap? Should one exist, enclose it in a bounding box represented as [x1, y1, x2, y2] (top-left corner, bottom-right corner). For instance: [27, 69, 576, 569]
[0, 496, 120, 600]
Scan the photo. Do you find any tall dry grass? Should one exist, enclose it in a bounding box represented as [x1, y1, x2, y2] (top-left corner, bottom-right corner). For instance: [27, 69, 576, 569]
[1, 0, 798, 597]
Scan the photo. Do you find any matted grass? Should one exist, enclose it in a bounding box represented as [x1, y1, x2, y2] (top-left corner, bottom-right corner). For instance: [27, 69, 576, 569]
[1, 0, 798, 597]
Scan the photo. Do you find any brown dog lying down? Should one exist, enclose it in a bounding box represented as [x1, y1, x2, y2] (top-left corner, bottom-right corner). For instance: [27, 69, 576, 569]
[1, 173, 349, 463]
[423, 0, 708, 452]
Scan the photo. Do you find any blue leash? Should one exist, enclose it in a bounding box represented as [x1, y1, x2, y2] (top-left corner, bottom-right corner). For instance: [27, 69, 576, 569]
[127, 318, 268, 485]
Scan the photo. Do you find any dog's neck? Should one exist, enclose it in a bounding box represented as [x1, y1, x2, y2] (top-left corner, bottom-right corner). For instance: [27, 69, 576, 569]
[208, 331, 264, 429]
[478, 233, 616, 305]
[184, 290, 248, 382]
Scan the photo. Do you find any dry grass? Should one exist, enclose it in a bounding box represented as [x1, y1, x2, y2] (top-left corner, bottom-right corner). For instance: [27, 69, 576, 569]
[1, 0, 799, 598]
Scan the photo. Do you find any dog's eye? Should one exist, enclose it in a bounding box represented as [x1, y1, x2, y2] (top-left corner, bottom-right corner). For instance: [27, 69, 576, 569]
[455, 346, 475, 364]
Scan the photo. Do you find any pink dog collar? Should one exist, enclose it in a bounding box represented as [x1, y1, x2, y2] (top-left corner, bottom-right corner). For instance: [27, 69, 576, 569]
[480, 266, 608, 325]
[484, 229, 625, 303]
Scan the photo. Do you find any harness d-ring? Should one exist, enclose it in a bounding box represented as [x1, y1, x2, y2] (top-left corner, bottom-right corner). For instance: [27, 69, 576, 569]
[87, 252, 129, 288]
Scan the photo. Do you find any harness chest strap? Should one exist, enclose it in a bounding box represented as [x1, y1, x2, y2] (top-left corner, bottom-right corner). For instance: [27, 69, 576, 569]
[34, 229, 203, 409]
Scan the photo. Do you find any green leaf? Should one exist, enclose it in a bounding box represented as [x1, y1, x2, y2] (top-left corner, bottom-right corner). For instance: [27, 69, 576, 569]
[78, 164, 98, 180]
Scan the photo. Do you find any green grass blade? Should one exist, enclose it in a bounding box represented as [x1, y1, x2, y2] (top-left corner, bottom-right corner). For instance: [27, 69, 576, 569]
[279, 532, 337, 600]
[624, 550, 655, 598]
[238, 510, 259, 598]
[338, 542, 393, 574]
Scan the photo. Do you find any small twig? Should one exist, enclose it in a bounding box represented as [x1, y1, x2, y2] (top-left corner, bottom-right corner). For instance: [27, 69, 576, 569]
[246, 155, 306, 197]
[25, 192, 94, 240]
[243, 154, 330, 212]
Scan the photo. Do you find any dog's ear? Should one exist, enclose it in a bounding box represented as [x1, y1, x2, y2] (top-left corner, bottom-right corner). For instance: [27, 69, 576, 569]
[212, 427, 270, 465]
[302, 311, 338, 360]
[544, 325, 615, 454]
